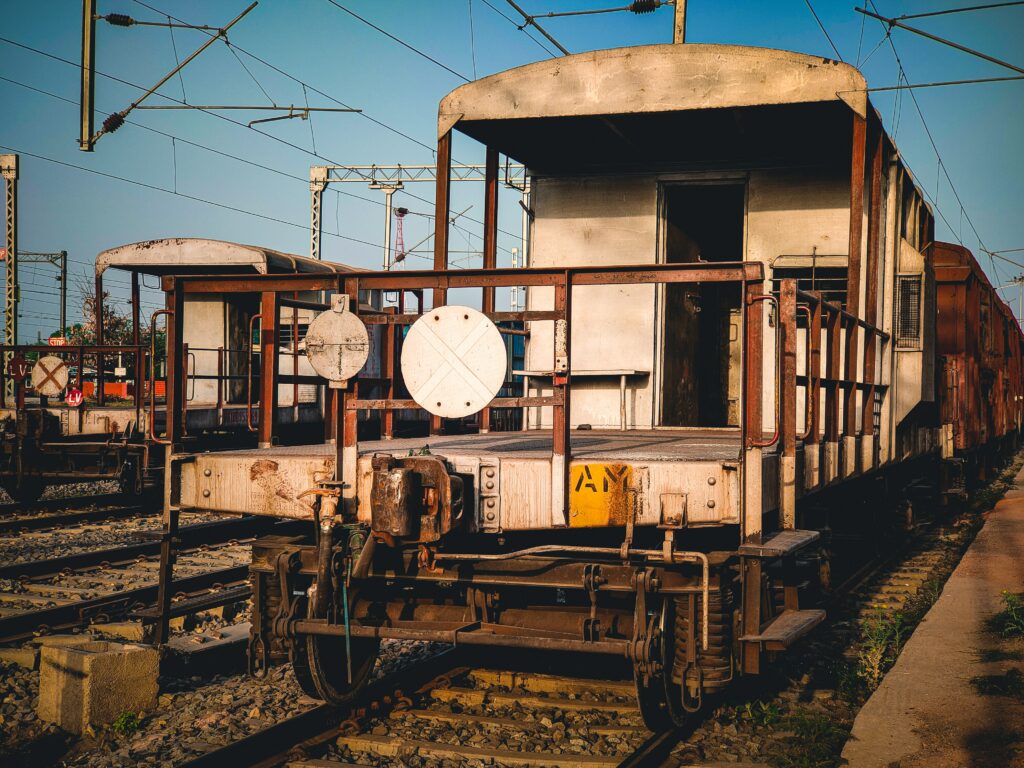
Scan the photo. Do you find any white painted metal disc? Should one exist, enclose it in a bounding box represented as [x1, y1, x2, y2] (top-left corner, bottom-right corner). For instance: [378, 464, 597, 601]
[401, 305, 506, 419]
[304, 309, 370, 383]
[31, 355, 69, 397]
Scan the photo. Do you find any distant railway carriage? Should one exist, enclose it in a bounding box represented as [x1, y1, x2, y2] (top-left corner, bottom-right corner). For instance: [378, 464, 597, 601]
[114, 44, 1023, 727]
[0, 238, 401, 503]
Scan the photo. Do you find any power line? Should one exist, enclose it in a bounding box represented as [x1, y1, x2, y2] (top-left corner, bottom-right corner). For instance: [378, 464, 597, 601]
[478, 0, 559, 56]
[131, 0, 438, 155]
[0, 37, 523, 245]
[895, 1, 1024, 21]
[503, 0, 571, 55]
[866, 1, 996, 276]
[323, 0, 471, 82]
[856, 7, 1024, 76]
[802, 0, 844, 61]
[0, 143, 384, 251]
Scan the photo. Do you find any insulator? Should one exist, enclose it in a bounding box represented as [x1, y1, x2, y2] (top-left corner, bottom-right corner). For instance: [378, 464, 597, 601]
[104, 13, 135, 27]
[102, 112, 125, 134]
[630, 0, 658, 14]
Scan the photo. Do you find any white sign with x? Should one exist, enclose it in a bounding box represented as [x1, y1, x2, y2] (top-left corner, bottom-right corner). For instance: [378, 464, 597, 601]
[401, 305, 507, 419]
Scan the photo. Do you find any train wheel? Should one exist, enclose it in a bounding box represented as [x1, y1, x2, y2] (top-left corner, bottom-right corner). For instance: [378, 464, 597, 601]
[634, 597, 689, 731]
[4, 478, 44, 507]
[118, 460, 143, 496]
[290, 592, 379, 705]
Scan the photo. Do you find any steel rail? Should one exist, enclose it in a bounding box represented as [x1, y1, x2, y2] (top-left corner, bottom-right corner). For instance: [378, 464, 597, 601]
[0, 492, 127, 517]
[177, 649, 464, 768]
[0, 515, 300, 579]
[0, 565, 248, 643]
[0, 502, 148, 534]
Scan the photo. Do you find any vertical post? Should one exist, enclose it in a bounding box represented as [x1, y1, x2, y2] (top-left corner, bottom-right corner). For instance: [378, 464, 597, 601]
[339, 278, 360, 515]
[291, 297, 299, 423]
[779, 279, 797, 529]
[551, 275, 572, 527]
[59, 251, 68, 335]
[431, 131, 453, 436]
[824, 309, 841, 482]
[2, 154, 17, 407]
[805, 295, 823, 487]
[95, 272, 105, 405]
[131, 271, 141, 415]
[79, 0, 96, 151]
[379, 186, 402, 270]
[861, 120, 884, 460]
[432, 131, 452, 309]
[673, 0, 687, 43]
[382, 308, 395, 439]
[258, 291, 280, 449]
[844, 114, 867, 475]
[741, 280, 764, 674]
[154, 287, 184, 646]
[480, 145, 499, 434]
[310, 167, 328, 260]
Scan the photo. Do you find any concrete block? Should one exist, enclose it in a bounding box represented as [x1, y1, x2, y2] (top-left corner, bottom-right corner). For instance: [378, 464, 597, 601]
[0, 646, 39, 670]
[93, 621, 146, 642]
[38, 640, 159, 734]
[33, 632, 94, 647]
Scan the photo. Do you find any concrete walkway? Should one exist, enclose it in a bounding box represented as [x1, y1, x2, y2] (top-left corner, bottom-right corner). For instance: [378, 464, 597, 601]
[842, 467, 1024, 768]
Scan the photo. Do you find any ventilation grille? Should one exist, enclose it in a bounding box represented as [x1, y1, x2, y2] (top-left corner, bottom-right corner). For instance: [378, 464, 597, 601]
[896, 275, 922, 349]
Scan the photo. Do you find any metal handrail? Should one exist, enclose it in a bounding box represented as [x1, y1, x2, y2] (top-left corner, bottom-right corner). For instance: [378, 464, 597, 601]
[246, 313, 262, 433]
[148, 309, 173, 445]
[747, 294, 781, 449]
[796, 304, 817, 441]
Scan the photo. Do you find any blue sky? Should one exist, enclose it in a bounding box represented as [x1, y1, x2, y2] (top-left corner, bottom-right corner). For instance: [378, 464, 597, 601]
[1, 0, 1022, 340]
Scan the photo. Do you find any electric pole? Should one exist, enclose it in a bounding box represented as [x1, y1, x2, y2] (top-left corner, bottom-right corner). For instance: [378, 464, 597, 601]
[673, 0, 687, 43]
[20, 252, 69, 335]
[1, 154, 17, 406]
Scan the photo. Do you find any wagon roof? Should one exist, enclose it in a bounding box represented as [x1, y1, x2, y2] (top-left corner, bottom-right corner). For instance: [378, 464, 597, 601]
[95, 238, 352, 277]
[439, 43, 868, 170]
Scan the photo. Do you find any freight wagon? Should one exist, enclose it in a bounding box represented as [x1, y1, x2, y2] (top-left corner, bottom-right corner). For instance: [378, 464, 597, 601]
[150, 43, 1022, 727]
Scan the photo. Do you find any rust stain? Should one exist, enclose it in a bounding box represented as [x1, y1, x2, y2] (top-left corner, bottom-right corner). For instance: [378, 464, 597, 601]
[249, 459, 280, 481]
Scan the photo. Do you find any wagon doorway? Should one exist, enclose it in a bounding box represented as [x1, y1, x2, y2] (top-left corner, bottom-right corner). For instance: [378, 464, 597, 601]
[660, 183, 745, 428]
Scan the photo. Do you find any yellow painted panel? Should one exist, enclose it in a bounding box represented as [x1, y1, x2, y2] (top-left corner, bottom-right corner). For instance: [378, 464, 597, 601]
[569, 463, 633, 527]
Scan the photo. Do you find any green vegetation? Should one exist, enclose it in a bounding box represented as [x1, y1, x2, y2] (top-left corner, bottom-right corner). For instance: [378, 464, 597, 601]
[723, 699, 784, 727]
[768, 709, 850, 768]
[110, 711, 142, 738]
[986, 591, 1024, 639]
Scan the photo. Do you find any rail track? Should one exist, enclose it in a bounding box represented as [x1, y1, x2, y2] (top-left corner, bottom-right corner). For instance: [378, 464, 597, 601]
[168, 485, 1005, 768]
[0, 516, 301, 643]
[0, 494, 151, 534]
[178, 648, 676, 768]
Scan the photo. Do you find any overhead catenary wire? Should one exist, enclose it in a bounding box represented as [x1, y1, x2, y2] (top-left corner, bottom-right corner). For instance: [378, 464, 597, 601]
[323, 0, 472, 82]
[802, 0, 844, 61]
[477, 0, 559, 56]
[865, 0, 997, 278]
[0, 37, 522, 246]
[855, 6, 1024, 76]
[0, 144, 385, 251]
[894, 1, 1024, 21]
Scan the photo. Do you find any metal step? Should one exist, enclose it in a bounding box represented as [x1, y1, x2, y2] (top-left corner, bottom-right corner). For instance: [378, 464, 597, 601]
[740, 609, 826, 650]
[738, 529, 820, 558]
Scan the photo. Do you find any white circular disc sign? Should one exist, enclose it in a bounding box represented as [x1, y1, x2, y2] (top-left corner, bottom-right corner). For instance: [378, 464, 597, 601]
[31, 355, 69, 397]
[401, 305, 506, 419]
[304, 309, 370, 383]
